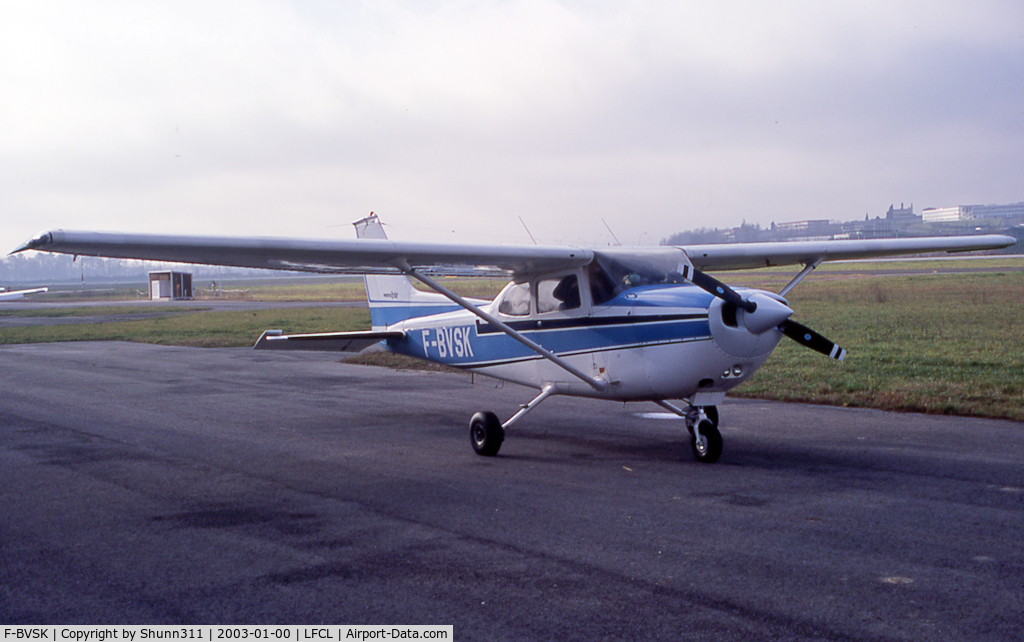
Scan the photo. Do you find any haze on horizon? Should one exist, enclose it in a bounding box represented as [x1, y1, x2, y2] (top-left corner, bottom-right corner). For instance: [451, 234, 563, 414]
[2, 0, 1022, 256]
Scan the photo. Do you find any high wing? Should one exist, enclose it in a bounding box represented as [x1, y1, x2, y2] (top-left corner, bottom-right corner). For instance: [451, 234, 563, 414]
[13, 230, 591, 277]
[12, 229, 1015, 277]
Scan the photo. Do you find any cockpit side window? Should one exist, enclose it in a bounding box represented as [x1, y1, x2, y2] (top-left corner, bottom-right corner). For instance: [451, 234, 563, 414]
[537, 274, 581, 314]
[497, 281, 531, 316]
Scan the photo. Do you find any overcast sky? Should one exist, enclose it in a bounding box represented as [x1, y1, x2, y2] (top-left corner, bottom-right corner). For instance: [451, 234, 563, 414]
[2, 0, 1022, 255]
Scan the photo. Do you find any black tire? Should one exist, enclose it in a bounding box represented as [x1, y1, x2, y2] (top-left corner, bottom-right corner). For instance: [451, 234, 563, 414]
[703, 405, 719, 428]
[470, 411, 504, 456]
[691, 420, 722, 463]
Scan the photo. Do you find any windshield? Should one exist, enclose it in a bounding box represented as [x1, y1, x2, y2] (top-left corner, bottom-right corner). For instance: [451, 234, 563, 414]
[589, 247, 692, 305]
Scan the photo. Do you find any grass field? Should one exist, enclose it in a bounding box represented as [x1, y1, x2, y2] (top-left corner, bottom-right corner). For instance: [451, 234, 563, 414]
[3, 261, 1022, 421]
[730, 270, 1024, 421]
[0, 306, 371, 348]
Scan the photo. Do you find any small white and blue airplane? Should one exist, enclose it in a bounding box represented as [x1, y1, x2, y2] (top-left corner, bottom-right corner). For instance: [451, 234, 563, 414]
[13, 215, 1014, 462]
[0, 286, 48, 301]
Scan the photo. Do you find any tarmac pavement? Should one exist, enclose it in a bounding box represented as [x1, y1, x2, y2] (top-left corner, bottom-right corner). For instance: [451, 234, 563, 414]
[1, 341, 1022, 641]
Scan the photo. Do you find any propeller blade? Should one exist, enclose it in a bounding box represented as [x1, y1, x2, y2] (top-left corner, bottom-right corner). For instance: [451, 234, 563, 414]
[683, 265, 756, 313]
[779, 319, 847, 361]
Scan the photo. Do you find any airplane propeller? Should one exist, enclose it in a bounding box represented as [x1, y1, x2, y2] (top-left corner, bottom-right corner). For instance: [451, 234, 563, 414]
[778, 319, 847, 361]
[684, 266, 756, 313]
[684, 265, 846, 361]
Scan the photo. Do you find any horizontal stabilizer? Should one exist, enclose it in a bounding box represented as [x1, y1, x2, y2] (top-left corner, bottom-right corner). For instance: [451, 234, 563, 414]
[0, 287, 48, 301]
[254, 329, 404, 352]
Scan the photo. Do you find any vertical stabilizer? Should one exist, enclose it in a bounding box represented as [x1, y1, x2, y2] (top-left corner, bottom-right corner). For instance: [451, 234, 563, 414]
[353, 212, 390, 241]
[353, 213, 463, 330]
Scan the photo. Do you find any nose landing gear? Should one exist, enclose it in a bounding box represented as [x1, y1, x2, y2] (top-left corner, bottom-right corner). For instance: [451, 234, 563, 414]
[656, 401, 723, 463]
[689, 417, 722, 463]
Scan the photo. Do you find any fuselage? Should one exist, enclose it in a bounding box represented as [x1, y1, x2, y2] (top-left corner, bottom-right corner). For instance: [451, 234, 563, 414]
[385, 282, 784, 402]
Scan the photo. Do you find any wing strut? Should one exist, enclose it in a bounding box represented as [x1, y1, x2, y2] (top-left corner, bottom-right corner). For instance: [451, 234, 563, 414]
[394, 260, 610, 393]
[778, 259, 822, 297]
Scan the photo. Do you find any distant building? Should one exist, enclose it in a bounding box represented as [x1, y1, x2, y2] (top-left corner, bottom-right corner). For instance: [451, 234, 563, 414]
[921, 206, 970, 223]
[775, 219, 831, 234]
[885, 203, 918, 221]
[967, 202, 1024, 219]
[149, 271, 193, 300]
[839, 215, 897, 239]
[662, 198, 1021, 248]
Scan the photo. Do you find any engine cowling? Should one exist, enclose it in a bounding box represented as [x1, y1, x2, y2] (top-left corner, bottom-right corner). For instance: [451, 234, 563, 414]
[707, 290, 790, 359]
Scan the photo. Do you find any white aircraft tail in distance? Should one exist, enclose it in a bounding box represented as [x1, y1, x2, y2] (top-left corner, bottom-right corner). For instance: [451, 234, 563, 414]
[14, 215, 1015, 463]
[0, 286, 48, 301]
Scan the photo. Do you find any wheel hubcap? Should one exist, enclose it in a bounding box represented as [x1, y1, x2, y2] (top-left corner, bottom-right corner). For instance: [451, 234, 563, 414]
[695, 435, 707, 455]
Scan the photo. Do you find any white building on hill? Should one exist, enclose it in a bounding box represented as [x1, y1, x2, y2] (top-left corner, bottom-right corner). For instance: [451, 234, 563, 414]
[921, 206, 969, 223]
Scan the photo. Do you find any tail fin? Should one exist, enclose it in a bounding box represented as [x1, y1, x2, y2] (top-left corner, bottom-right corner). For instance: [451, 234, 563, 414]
[353, 213, 463, 330]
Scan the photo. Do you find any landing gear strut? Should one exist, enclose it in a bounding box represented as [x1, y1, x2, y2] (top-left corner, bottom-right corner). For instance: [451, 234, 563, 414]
[470, 384, 557, 457]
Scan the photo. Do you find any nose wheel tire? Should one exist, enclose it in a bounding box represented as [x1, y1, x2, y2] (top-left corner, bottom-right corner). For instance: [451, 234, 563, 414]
[703, 405, 719, 429]
[470, 411, 504, 456]
[691, 420, 722, 463]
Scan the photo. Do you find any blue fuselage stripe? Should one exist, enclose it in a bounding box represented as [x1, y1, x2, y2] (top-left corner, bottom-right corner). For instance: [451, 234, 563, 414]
[390, 314, 711, 368]
[370, 303, 464, 328]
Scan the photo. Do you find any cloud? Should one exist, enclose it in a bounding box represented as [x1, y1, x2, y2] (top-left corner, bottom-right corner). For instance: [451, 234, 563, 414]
[2, 0, 1022, 254]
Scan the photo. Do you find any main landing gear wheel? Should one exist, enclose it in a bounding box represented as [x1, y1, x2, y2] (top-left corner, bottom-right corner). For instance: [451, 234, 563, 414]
[691, 419, 722, 464]
[470, 411, 504, 456]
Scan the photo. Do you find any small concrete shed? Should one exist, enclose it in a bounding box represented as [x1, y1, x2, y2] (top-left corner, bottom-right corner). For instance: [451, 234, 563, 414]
[149, 271, 193, 300]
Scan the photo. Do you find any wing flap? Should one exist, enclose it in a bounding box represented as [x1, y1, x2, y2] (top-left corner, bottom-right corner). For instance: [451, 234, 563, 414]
[254, 329, 405, 352]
